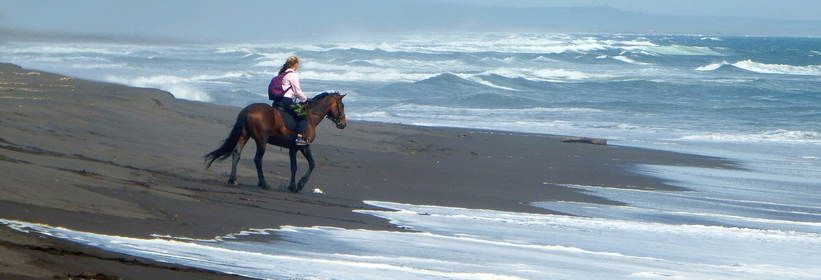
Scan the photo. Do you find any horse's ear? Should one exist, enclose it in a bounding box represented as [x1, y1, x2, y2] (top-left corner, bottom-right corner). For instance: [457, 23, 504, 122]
[339, 94, 346, 100]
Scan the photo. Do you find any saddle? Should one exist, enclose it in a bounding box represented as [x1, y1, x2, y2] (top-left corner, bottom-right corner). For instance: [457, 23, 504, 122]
[273, 103, 298, 132]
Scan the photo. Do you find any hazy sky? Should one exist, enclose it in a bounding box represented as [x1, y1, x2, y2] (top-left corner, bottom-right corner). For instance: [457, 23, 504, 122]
[2, 0, 820, 42]
[433, 0, 821, 21]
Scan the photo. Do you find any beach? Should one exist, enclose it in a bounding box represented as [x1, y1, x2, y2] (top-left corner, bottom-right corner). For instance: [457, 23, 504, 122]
[0, 62, 739, 279]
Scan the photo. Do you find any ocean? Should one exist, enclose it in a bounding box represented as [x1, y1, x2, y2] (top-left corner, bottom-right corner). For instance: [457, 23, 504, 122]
[2, 33, 820, 279]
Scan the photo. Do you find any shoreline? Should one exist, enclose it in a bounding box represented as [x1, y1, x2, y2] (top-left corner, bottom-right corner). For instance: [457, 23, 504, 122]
[0, 62, 735, 279]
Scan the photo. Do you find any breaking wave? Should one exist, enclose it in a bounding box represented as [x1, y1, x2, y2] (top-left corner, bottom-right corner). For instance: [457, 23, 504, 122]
[732, 60, 821, 76]
[697, 60, 821, 76]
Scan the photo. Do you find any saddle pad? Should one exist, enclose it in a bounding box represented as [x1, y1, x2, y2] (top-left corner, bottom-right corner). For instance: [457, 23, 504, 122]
[274, 105, 298, 132]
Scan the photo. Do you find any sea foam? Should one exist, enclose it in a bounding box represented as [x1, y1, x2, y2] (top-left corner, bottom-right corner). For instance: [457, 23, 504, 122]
[679, 129, 821, 143]
[4, 196, 821, 280]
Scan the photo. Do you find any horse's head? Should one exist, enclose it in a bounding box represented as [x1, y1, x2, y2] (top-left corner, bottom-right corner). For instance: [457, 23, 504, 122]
[327, 93, 347, 129]
[309, 92, 347, 129]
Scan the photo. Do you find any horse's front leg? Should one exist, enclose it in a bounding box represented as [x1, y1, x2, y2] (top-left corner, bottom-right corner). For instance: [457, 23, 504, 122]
[253, 139, 271, 190]
[287, 148, 299, 192]
[296, 145, 316, 192]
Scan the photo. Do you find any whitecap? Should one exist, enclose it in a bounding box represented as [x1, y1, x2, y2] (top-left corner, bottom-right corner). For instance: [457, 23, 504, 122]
[299, 70, 434, 83]
[476, 67, 611, 82]
[696, 61, 729, 71]
[350, 58, 469, 70]
[648, 45, 723, 56]
[454, 73, 518, 91]
[611, 56, 651, 65]
[732, 60, 821, 76]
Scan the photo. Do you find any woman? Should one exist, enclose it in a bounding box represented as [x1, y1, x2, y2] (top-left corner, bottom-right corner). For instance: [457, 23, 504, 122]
[276, 56, 309, 145]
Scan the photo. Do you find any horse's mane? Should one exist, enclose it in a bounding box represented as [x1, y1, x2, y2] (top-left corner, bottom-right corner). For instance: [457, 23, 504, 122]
[307, 91, 341, 104]
[310, 91, 340, 101]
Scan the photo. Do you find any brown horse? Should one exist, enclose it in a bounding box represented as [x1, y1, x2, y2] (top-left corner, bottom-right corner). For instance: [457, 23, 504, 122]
[205, 92, 346, 192]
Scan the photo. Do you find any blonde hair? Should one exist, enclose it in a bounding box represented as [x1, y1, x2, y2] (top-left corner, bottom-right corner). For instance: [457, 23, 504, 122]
[278, 56, 299, 75]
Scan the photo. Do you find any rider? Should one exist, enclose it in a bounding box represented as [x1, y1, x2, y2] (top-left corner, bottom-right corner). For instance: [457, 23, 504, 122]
[275, 56, 309, 146]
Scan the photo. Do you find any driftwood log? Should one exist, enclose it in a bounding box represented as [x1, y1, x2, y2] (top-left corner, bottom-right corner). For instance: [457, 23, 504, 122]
[560, 137, 607, 145]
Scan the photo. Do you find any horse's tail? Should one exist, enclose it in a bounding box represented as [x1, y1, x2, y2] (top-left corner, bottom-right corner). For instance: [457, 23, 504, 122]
[205, 107, 248, 169]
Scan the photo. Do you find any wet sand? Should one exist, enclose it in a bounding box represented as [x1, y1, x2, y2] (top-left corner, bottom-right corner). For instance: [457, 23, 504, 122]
[0, 63, 734, 279]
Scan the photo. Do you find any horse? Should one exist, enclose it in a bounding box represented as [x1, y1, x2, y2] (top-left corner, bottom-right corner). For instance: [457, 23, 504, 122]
[205, 92, 346, 192]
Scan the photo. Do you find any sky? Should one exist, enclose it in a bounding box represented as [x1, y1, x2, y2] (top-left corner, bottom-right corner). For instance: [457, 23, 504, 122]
[1, 0, 820, 42]
[434, 0, 821, 21]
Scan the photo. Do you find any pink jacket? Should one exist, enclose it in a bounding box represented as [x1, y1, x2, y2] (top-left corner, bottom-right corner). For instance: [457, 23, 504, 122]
[282, 71, 307, 102]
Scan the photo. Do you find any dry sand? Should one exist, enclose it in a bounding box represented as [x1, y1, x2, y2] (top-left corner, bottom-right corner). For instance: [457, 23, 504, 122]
[0, 63, 734, 279]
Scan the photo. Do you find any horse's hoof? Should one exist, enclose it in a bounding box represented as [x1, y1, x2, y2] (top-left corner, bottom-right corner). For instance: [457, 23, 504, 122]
[228, 178, 237, 185]
[287, 186, 300, 193]
[296, 181, 306, 191]
[258, 183, 271, 190]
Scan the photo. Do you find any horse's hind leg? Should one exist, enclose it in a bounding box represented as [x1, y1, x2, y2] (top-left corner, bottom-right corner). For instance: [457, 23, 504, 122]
[296, 146, 316, 192]
[287, 148, 299, 192]
[229, 136, 248, 185]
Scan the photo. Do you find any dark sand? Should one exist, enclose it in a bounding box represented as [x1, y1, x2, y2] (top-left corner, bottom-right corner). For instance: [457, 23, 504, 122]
[0, 62, 735, 279]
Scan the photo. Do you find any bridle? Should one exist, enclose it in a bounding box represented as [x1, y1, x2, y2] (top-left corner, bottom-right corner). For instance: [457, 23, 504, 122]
[325, 95, 345, 125]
